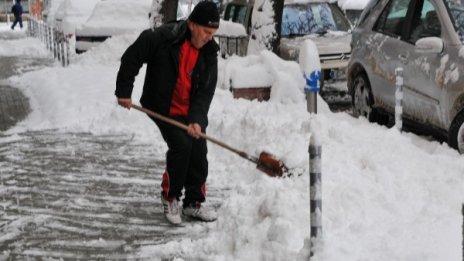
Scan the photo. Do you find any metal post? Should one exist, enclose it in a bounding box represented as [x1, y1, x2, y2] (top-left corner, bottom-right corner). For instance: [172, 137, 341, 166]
[309, 129, 322, 258]
[46, 26, 50, 49]
[48, 27, 53, 51]
[60, 41, 65, 66]
[57, 40, 62, 63]
[65, 37, 69, 66]
[27, 18, 30, 35]
[395, 67, 404, 132]
[305, 71, 320, 114]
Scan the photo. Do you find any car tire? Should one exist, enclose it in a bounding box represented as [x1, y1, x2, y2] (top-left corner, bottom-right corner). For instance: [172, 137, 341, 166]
[448, 110, 464, 154]
[351, 73, 378, 122]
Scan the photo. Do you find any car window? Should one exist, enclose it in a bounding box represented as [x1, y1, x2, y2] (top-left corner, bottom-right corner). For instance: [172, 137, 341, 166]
[357, 0, 383, 27]
[445, 0, 464, 42]
[408, 0, 441, 43]
[374, 0, 412, 37]
[225, 5, 236, 20]
[224, 4, 248, 25]
[281, 3, 350, 37]
[237, 5, 247, 24]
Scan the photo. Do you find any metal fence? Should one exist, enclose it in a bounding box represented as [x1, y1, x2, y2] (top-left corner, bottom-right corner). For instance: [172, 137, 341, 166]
[27, 16, 70, 67]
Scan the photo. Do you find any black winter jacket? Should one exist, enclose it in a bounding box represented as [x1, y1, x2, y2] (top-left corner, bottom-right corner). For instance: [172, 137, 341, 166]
[115, 21, 219, 129]
[11, 3, 22, 17]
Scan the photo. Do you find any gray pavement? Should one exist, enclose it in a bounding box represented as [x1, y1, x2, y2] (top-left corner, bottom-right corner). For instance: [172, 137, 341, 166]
[0, 130, 215, 260]
[0, 35, 222, 260]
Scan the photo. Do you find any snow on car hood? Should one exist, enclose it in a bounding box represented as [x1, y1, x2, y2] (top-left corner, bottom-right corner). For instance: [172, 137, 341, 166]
[76, 0, 151, 36]
[280, 31, 351, 59]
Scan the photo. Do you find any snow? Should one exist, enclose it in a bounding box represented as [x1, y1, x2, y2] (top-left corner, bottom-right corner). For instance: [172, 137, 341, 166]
[76, 0, 151, 36]
[2, 11, 464, 261]
[215, 19, 247, 37]
[337, 0, 370, 10]
[299, 39, 321, 75]
[53, 0, 100, 34]
[247, 0, 277, 55]
[0, 25, 50, 58]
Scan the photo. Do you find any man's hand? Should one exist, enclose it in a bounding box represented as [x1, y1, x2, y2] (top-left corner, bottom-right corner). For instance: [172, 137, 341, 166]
[117, 98, 132, 109]
[187, 123, 202, 139]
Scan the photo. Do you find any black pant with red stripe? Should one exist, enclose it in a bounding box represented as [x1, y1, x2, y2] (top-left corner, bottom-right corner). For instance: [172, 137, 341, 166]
[151, 116, 208, 207]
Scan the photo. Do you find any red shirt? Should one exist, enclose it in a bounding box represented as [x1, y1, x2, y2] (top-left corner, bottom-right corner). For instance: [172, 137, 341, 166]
[169, 40, 199, 116]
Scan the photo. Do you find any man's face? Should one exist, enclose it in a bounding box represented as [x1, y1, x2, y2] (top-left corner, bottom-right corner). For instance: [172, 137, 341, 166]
[188, 21, 217, 49]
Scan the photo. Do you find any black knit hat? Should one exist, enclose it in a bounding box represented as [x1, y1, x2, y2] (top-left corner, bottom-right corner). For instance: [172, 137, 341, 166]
[188, 1, 220, 28]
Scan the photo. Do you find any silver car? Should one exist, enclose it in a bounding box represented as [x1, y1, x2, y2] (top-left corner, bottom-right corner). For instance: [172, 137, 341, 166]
[347, 0, 464, 153]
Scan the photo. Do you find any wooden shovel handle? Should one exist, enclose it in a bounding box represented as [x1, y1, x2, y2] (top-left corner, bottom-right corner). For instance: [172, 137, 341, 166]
[131, 104, 257, 163]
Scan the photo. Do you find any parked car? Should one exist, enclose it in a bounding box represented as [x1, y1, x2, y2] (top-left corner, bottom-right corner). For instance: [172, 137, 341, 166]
[223, 0, 352, 85]
[75, 0, 151, 53]
[347, 0, 464, 153]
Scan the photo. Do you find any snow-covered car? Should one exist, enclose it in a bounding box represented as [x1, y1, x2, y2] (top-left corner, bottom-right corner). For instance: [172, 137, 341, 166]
[223, 0, 352, 85]
[75, 0, 151, 53]
[347, 0, 464, 153]
[49, 0, 100, 52]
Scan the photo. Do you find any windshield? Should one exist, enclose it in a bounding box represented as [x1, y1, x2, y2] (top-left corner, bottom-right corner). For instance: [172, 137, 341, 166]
[445, 0, 464, 41]
[281, 3, 351, 37]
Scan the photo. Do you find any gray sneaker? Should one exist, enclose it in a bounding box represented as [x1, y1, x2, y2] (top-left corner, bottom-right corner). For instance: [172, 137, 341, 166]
[161, 197, 182, 225]
[182, 204, 217, 222]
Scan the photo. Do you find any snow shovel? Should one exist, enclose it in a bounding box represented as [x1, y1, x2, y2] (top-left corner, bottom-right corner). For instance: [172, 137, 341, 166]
[131, 104, 289, 177]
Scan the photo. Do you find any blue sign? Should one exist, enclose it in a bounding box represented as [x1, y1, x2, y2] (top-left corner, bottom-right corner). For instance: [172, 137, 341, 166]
[304, 70, 321, 93]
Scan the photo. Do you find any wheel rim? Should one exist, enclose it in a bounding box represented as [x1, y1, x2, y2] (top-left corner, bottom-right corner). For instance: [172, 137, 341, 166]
[457, 123, 464, 153]
[353, 77, 372, 118]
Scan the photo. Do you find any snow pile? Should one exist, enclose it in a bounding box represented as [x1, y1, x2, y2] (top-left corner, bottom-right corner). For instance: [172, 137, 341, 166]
[215, 19, 247, 37]
[74, 32, 140, 65]
[219, 51, 307, 104]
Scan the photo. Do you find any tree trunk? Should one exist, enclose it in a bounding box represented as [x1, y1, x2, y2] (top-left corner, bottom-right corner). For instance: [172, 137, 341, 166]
[150, 0, 178, 28]
[247, 0, 284, 55]
[160, 0, 178, 24]
[271, 0, 284, 53]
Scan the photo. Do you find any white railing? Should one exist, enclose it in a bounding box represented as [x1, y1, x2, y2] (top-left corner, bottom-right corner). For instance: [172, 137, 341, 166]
[27, 17, 70, 67]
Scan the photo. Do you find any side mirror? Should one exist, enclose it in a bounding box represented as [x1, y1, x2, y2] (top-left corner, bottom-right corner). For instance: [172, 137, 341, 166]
[415, 37, 443, 54]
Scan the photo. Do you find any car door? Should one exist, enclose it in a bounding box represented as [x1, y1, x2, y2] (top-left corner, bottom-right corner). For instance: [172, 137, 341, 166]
[370, 0, 414, 112]
[401, 0, 445, 127]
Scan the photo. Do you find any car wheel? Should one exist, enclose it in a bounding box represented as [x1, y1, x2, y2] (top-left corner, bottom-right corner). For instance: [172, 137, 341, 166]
[352, 73, 378, 122]
[448, 110, 464, 154]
